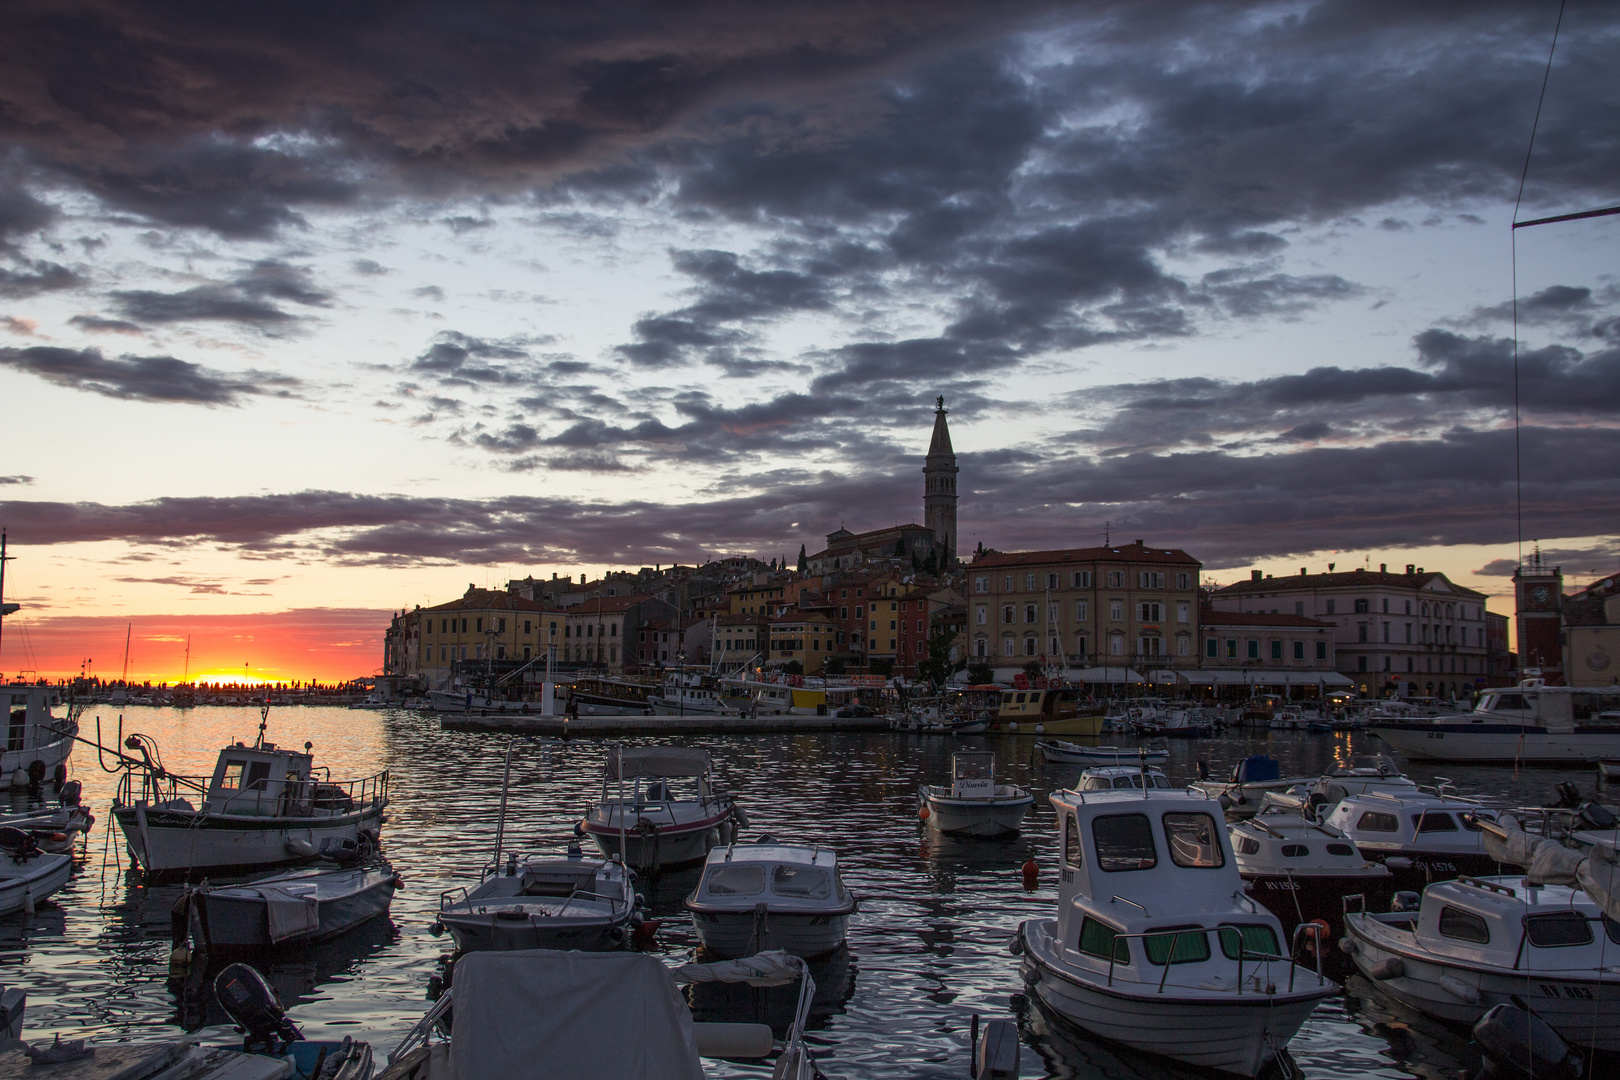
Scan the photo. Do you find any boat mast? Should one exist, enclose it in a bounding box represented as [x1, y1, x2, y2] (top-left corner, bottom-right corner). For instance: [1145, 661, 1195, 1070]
[120, 623, 132, 688]
[0, 529, 12, 677]
[182, 635, 191, 685]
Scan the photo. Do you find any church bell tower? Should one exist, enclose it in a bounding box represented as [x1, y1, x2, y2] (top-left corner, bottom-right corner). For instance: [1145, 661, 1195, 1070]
[923, 396, 959, 567]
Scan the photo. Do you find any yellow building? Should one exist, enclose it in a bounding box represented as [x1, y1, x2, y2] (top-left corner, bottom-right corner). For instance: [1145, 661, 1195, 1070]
[412, 586, 561, 689]
[767, 612, 837, 674]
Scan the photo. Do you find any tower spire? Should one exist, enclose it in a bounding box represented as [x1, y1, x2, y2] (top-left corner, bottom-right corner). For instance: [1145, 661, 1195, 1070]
[923, 396, 959, 567]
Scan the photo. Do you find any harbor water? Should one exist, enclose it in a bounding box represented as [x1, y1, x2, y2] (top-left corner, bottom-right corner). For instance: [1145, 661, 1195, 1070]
[5, 706, 1609, 1078]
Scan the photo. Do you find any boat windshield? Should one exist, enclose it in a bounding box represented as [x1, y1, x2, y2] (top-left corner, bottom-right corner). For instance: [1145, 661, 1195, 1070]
[1093, 813, 1157, 872]
[1163, 812, 1224, 869]
[703, 865, 765, 896]
[772, 865, 832, 899]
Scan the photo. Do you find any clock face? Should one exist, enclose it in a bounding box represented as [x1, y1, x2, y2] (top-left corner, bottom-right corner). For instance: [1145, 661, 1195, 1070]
[1531, 587, 1551, 605]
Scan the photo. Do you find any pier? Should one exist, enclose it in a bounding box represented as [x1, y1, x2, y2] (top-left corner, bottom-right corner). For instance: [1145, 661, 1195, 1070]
[438, 712, 890, 735]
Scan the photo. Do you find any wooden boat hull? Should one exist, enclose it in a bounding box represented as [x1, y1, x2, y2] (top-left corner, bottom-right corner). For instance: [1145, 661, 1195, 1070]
[114, 801, 386, 878]
[1038, 743, 1168, 766]
[1020, 919, 1332, 1077]
[990, 713, 1104, 737]
[186, 869, 396, 951]
[689, 908, 851, 959]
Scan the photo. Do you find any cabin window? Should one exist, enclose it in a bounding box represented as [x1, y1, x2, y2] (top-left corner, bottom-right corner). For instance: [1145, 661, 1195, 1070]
[1356, 811, 1400, 833]
[1495, 694, 1530, 710]
[1144, 925, 1211, 965]
[1218, 925, 1280, 960]
[243, 761, 271, 790]
[1078, 917, 1130, 963]
[772, 865, 832, 900]
[1606, 916, 1620, 945]
[1415, 812, 1458, 833]
[1235, 836, 1260, 856]
[1163, 812, 1224, 868]
[1280, 844, 1309, 858]
[218, 760, 248, 790]
[1438, 906, 1490, 944]
[704, 865, 766, 896]
[1525, 912, 1593, 948]
[1459, 814, 1487, 832]
[1326, 843, 1356, 857]
[1064, 815, 1083, 869]
[1093, 813, 1157, 871]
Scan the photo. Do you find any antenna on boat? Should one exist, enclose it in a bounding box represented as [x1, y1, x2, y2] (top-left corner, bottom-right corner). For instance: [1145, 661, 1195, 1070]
[256, 697, 270, 748]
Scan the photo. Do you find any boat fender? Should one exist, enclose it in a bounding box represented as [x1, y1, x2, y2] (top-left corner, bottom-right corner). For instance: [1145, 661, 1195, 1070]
[630, 910, 644, 928]
[391, 873, 405, 890]
[1339, 937, 1357, 955]
[973, 1017, 1020, 1080]
[1021, 858, 1038, 892]
[1300, 919, 1330, 956]
[608, 924, 627, 943]
[1438, 974, 1480, 1005]
[730, 804, 750, 830]
[1034, 725, 1044, 735]
[919, 805, 931, 821]
[692, 1022, 774, 1060]
[7, 769, 26, 792]
[1218, 794, 1233, 812]
[1009, 924, 1025, 955]
[50, 763, 67, 791]
[1369, 957, 1404, 980]
[1385, 857, 1414, 871]
[285, 838, 316, 858]
[1008, 722, 1018, 731]
[428, 921, 444, 938]
[1391, 890, 1422, 912]
[573, 819, 587, 838]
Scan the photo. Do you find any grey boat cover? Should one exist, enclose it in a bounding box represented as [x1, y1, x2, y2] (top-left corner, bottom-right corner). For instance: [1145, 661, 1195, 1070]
[607, 747, 711, 780]
[670, 949, 806, 987]
[449, 950, 702, 1080]
[1484, 813, 1620, 923]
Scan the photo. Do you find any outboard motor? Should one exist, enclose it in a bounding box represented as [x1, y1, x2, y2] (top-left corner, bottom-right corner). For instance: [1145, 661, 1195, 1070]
[1391, 891, 1422, 913]
[1578, 801, 1617, 831]
[1472, 1002, 1581, 1080]
[58, 780, 82, 809]
[214, 963, 301, 1053]
[1552, 782, 1582, 810]
[0, 827, 40, 862]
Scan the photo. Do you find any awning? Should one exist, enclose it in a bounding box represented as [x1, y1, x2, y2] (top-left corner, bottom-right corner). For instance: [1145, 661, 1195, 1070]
[1188, 670, 1354, 687]
[607, 746, 711, 779]
[1066, 667, 1146, 684]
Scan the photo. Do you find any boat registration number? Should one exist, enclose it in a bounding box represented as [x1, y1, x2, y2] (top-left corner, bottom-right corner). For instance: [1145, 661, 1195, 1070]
[1539, 983, 1594, 1000]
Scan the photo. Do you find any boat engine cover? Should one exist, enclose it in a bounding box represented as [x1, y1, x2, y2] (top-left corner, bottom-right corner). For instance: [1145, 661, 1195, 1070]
[1472, 1003, 1580, 1080]
[215, 963, 302, 1051]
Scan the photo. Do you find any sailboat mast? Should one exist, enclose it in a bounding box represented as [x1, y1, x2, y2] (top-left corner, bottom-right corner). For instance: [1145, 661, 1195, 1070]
[182, 636, 191, 684]
[0, 528, 10, 674]
[121, 623, 132, 685]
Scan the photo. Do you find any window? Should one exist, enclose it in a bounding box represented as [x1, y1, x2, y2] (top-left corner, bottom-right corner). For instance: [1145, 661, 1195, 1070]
[1415, 812, 1458, 833]
[476, 618, 483, 632]
[704, 865, 766, 896]
[1078, 917, 1130, 963]
[889, 620, 897, 631]
[1226, 639, 1238, 658]
[1293, 640, 1304, 660]
[1247, 640, 1259, 659]
[1003, 605, 1014, 624]
[1218, 925, 1280, 960]
[772, 865, 832, 899]
[1024, 637, 1037, 656]
[1280, 844, 1309, 858]
[855, 606, 864, 619]
[841, 607, 849, 619]
[1355, 599, 1370, 614]
[1144, 926, 1211, 965]
[1356, 811, 1400, 833]
[1316, 640, 1328, 660]
[1003, 637, 1014, 657]
[1358, 624, 1369, 643]
[1270, 640, 1283, 660]
[1110, 600, 1124, 621]
[1177, 636, 1190, 656]
[1064, 815, 1083, 868]
[1382, 598, 1390, 614]
[1358, 656, 1368, 672]
[523, 620, 531, 634]
[1325, 600, 1335, 615]
[1138, 636, 1161, 656]
[976, 638, 987, 657]
[1163, 812, 1224, 868]
[1047, 573, 1059, 589]
[1074, 634, 1087, 655]
[1236, 835, 1260, 855]
[1093, 813, 1157, 871]
[1108, 571, 1125, 587]
[1138, 602, 1162, 622]
[976, 606, 987, 625]
[1176, 573, 1190, 589]
[1026, 574, 1036, 589]
[1073, 571, 1092, 587]
[1003, 575, 1014, 590]
[1525, 912, 1593, 948]
[1295, 601, 1305, 616]
[218, 760, 247, 790]
[976, 575, 990, 592]
[1383, 622, 1390, 643]
[1438, 907, 1490, 944]
[1047, 602, 1059, 623]
[1138, 571, 1164, 588]
[1075, 601, 1088, 621]
[1207, 638, 1218, 658]
[1326, 843, 1356, 856]
[1025, 605, 1037, 623]
[1109, 635, 1124, 655]
[1177, 602, 1189, 624]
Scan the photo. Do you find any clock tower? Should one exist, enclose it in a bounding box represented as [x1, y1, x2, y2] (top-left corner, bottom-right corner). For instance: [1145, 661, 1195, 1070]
[1512, 550, 1564, 683]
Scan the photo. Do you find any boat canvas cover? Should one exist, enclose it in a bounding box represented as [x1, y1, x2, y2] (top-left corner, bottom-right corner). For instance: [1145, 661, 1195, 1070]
[450, 951, 702, 1080]
[1484, 814, 1620, 923]
[607, 747, 711, 779]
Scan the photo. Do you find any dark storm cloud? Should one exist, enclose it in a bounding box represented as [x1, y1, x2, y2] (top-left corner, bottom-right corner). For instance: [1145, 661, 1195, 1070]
[410, 330, 538, 385]
[0, 187, 56, 246]
[110, 260, 331, 328]
[0, 259, 80, 297]
[68, 313, 143, 334]
[0, 345, 299, 404]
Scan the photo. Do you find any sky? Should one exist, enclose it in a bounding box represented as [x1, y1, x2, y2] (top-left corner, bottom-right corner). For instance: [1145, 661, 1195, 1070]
[1, 1, 1617, 683]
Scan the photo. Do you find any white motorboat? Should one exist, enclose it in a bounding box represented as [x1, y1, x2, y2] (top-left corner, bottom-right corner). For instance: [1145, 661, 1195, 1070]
[1370, 676, 1620, 763]
[106, 707, 389, 878]
[1186, 754, 1290, 813]
[378, 949, 821, 1080]
[1038, 742, 1168, 767]
[1015, 787, 1335, 1076]
[917, 751, 1033, 837]
[686, 842, 855, 959]
[649, 674, 738, 716]
[1229, 801, 1394, 943]
[177, 865, 398, 954]
[0, 684, 77, 780]
[1190, 753, 1416, 815]
[581, 746, 741, 869]
[0, 827, 72, 916]
[1344, 869, 1620, 1050]
[437, 847, 637, 952]
[1073, 766, 1174, 792]
[1322, 790, 1501, 893]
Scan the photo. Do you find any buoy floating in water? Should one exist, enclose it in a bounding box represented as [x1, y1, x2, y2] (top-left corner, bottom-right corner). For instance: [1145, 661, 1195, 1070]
[1021, 857, 1038, 891]
[918, 805, 931, 821]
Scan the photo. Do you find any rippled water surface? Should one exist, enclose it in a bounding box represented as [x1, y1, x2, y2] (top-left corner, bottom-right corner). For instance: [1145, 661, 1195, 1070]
[6, 706, 1608, 1078]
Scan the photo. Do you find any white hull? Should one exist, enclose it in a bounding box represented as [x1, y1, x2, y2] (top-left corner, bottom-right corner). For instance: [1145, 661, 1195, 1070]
[428, 690, 547, 713]
[115, 802, 385, 875]
[0, 853, 72, 916]
[1346, 916, 1620, 1050]
[441, 906, 628, 952]
[1021, 919, 1329, 1077]
[1039, 743, 1168, 766]
[1371, 725, 1620, 763]
[919, 789, 1032, 836]
[0, 732, 75, 776]
[691, 910, 850, 959]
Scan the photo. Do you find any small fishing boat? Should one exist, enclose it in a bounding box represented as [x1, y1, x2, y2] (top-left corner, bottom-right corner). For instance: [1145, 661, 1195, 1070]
[103, 705, 388, 878]
[0, 684, 78, 781]
[1073, 766, 1174, 792]
[437, 846, 637, 952]
[1038, 742, 1168, 767]
[175, 865, 399, 955]
[1014, 788, 1335, 1076]
[917, 751, 1033, 837]
[988, 686, 1105, 736]
[1322, 790, 1500, 892]
[580, 746, 743, 869]
[0, 827, 72, 916]
[379, 950, 820, 1080]
[1229, 801, 1393, 943]
[686, 842, 855, 958]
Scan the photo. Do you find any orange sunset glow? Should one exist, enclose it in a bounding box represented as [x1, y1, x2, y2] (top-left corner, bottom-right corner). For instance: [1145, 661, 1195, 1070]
[0, 608, 390, 685]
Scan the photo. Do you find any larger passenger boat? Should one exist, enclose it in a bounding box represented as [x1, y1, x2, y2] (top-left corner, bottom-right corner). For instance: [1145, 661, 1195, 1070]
[987, 686, 1104, 736]
[0, 684, 77, 779]
[1369, 675, 1620, 763]
[1014, 787, 1335, 1076]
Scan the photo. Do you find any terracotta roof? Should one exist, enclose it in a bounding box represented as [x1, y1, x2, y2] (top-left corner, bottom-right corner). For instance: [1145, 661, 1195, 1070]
[1200, 608, 1335, 629]
[971, 542, 1200, 568]
[422, 588, 554, 614]
[1214, 570, 1483, 598]
[568, 594, 655, 614]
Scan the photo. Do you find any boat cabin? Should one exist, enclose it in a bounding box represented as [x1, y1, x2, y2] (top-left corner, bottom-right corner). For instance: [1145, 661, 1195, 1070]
[1049, 789, 1290, 986]
[1230, 812, 1385, 878]
[204, 742, 317, 816]
[692, 844, 849, 909]
[951, 751, 998, 799]
[1324, 791, 1497, 855]
[2, 685, 62, 753]
[998, 687, 1083, 722]
[1467, 680, 1620, 730]
[1075, 766, 1173, 792]
[1382, 878, 1620, 970]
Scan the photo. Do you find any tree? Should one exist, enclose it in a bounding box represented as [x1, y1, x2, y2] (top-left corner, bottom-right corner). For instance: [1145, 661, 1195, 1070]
[796, 544, 808, 573]
[868, 657, 894, 677]
[782, 660, 804, 676]
[916, 624, 965, 689]
[966, 661, 995, 685]
[823, 655, 847, 676]
[1022, 660, 1044, 680]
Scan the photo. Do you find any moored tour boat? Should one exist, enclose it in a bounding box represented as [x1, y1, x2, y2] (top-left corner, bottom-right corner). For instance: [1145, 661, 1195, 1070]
[686, 841, 855, 958]
[1014, 787, 1335, 1076]
[918, 751, 1033, 837]
[1073, 765, 1173, 792]
[0, 826, 73, 916]
[1369, 676, 1620, 763]
[580, 746, 742, 869]
[0, 684, 77, 780]
[988, 686, 1104, 736]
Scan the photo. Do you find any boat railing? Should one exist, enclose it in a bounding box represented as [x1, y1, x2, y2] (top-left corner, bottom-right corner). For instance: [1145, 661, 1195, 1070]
[439, 885, 470, 911]
[1101, 926, 1316, 993]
